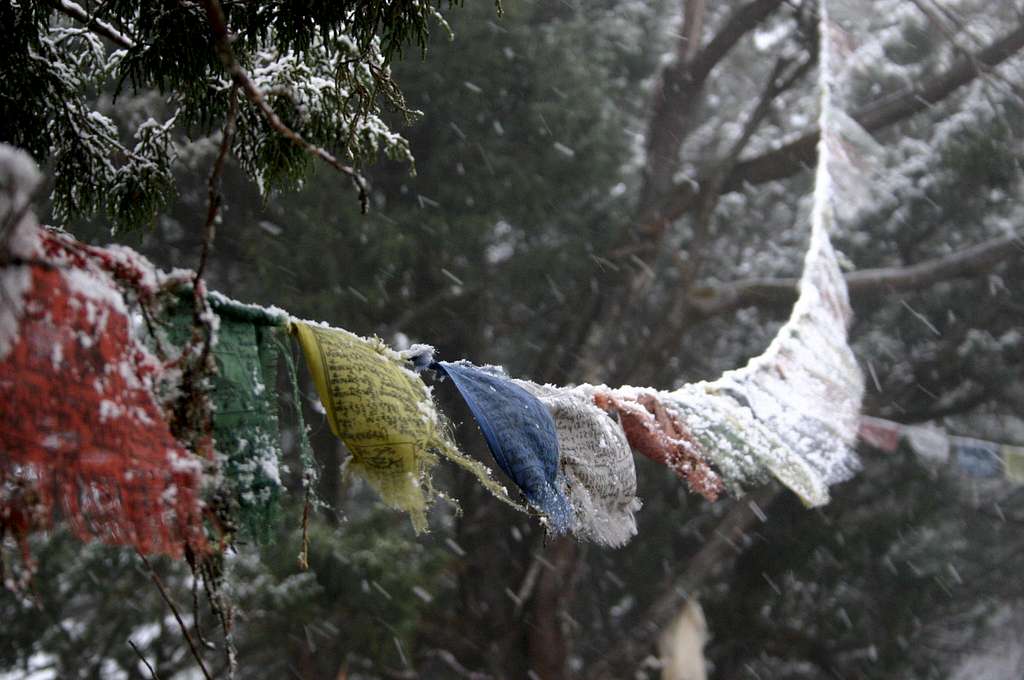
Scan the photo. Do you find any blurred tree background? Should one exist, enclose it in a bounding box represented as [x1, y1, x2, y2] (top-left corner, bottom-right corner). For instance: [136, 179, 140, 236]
[2, 0, 1024, 678]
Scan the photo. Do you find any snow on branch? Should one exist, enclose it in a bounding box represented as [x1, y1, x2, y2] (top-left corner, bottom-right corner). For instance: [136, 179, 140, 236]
[726, 22, 1024, 189]
[655, 20, 1024, 225]
[199, 0, 370, 212]
[51, 0, 135, 50]
[688, 233, 1024, 318]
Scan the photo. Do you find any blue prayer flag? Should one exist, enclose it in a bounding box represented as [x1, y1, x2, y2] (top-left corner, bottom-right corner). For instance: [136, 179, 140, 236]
[953, 437, 1002, 479]
[433, 361, 573, 532]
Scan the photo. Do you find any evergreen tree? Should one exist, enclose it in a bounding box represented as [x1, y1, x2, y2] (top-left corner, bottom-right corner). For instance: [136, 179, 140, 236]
[2, 1, 1023, 679]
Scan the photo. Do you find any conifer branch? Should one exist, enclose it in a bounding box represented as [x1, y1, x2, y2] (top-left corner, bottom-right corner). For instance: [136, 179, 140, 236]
[198, 0, 370, 213]
[49, 0, 135, 49]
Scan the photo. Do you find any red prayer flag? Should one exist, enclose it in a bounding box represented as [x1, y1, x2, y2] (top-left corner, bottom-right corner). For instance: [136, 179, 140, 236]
[1, 261, 205, 557]
[594, 391, 723, 501]
[858, 416, 903, 453]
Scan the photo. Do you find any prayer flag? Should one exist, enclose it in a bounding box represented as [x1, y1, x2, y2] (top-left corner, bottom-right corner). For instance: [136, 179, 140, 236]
[952, 437, 1002, 479]
[905, 424, 950, 465]
[1003, 445, 1024, 484]
[1, 247, 204, 556]
[859, 416, 903, 453]
[672, 0, 867, 504]
[593, 389, 723, 502]
[668, 385, 830, 507]
[160, 295, 287, 542]
[293, 325, 515, 532]
[518, 382, 641, 547]
[433, 361, 573, 533]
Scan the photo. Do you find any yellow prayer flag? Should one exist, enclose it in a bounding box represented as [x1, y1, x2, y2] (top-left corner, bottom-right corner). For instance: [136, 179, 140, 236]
[291, 321, 520, 531]
[1003, 445, 1024, 485]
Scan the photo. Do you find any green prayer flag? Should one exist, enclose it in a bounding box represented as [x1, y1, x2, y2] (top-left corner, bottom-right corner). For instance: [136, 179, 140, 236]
[161, 295, 286, 542]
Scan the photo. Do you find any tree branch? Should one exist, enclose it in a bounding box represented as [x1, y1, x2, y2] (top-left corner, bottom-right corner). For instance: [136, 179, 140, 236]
[617, 52, 817, 385]
[724, 22, 1024, 190]
[198, 0, 370, 212]
[654, 20, 1024, 225]
[128, 639, 162, 680]
[138, 552, 214, 680]
[684, 50, 817, 286]
[49, 0, 135, 50]
[688, 233, 1023, 318]
[638, 0, 784, 219]
[587, 487, 780, 679]
[688, 0, 786, 85]
[679, 0, 707, 65]
[195, 86, 238, 284]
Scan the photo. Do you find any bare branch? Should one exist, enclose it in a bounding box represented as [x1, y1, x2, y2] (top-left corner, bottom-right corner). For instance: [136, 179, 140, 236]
[587, 487, 780, 679]
[298, 486, 311, 571]
[137, 552, 214, 680]
[421, 649, 494, 680]
[654, 21, 1024, 227]
[689, 0, 786, 84]
[613, 53, 818, 386]
[128, 639, 162, 680]
[195, 87, 238, 284]
[685, 51, 817, 285]
[639, 0, 785, 218]
[688, 233, 1024, 317]
[198, 0, 370, 212]
[679, 0, 707, 65]
[49, 0, 135, 49]
[724, 22, 1024, 190]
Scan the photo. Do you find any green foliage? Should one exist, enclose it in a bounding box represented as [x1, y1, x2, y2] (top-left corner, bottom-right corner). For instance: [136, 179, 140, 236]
[231, 511, 447, 676]
[0, 1, 456, 232]
[0, 507, 448, 679]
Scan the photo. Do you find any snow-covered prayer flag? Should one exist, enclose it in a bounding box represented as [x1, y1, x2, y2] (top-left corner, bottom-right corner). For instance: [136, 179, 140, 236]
[1, 225, 204, 557]
[517, 382, 641, 547]
[666, 385, 830, 507]
[670, 0, 865, 506]
[292, 325, 516, 531]
[433, 361, 573, 533]
[292, 322, 440, 531]
[592, 388, 723, 502]
[952, 437, 1003, 479]
[905, 424, 950, 465]
[160, 295, 288, 542]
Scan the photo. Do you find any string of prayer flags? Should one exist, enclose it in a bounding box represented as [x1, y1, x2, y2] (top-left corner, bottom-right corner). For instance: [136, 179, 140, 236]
[159, 293, 288, 542]
[673, 0, 865, 507]
[292, 322, 440, 532]
[0, 223, 204, 557]
[859, 416, 1023, 485]
[292, 324, 515, 532]
[432, 361, 573, 533]
[952, 437, 1003, 479]
[1, 138, 879, 563]
[517, 382, 641, 547]
[592, 388, 723, 502]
